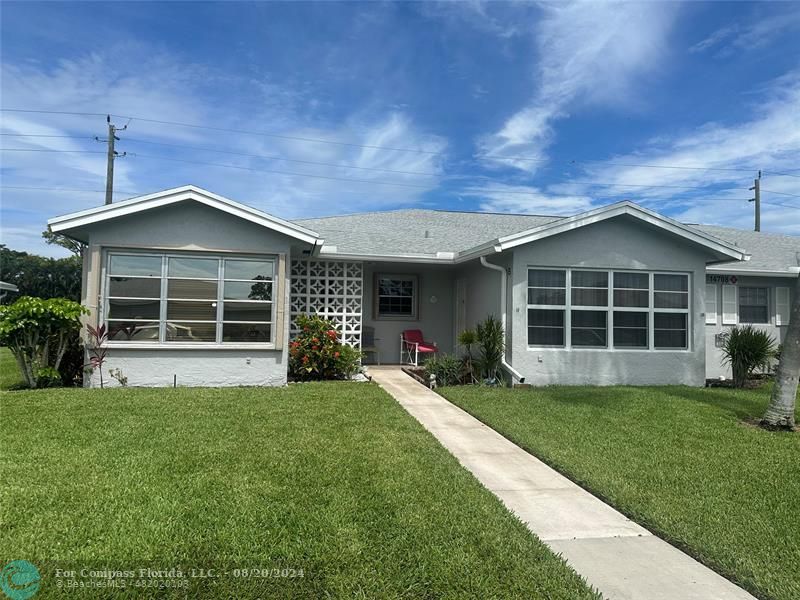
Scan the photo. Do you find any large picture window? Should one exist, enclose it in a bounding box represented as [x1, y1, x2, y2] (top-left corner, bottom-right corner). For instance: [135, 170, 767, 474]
[105, 252, 275, 345]
[527, 268, 690, 350]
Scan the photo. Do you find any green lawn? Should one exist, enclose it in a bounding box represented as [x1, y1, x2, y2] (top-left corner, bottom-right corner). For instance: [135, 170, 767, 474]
[440, 383, 800, 600]
[0, 350, 596, 599]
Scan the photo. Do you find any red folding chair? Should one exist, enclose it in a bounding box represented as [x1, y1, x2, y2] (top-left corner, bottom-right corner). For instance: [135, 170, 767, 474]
[400, 329, 437, 366]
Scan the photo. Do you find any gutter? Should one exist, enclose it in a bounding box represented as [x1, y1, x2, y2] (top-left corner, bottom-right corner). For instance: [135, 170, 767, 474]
[479, 256, 525, 385]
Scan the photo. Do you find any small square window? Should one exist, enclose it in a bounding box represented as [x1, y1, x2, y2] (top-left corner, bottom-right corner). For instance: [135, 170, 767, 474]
[375, 275, 417, 319]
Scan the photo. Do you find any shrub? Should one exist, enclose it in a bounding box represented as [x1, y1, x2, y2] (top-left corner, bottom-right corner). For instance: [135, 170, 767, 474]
[720, 325, 777, 387]
[457, 329, 478, 383]
[0, 296, 87, 388]
[476, 315, 505, 384]
[423, 354, 463, 387]
[289, 314, 363, 381]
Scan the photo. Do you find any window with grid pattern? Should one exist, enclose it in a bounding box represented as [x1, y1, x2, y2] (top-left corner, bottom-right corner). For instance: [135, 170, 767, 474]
[105, 252, 274, 344]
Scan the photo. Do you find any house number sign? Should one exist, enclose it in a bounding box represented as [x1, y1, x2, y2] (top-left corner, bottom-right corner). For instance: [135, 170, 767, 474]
[706, 274, 738, 284]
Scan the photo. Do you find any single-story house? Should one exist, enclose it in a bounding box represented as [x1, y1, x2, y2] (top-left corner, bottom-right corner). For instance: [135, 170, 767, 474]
[47, 185, 799, 388]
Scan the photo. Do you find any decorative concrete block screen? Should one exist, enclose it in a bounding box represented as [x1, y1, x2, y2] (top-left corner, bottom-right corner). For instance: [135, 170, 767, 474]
[290, 260, 364, 347]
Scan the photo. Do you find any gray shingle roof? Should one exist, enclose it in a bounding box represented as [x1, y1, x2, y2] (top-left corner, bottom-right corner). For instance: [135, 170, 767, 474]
[293, 208, 799, 272]
[295, 209, 562, 256]
[690, 224, 800, 273]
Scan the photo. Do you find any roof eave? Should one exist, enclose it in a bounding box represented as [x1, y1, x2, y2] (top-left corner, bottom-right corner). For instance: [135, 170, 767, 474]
[48, 185, 320, 245]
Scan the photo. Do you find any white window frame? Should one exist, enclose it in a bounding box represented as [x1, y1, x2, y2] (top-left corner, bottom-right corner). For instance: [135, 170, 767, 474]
[705, 283, 718, 325]
[102, 250, 276, 348]
[526, 267, 691, 352]
[374, 274, 418, 320]
[776, 287, 791, 326]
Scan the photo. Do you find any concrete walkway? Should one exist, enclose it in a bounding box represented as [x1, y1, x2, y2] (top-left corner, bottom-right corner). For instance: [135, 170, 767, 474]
[368, 366, 755, 600]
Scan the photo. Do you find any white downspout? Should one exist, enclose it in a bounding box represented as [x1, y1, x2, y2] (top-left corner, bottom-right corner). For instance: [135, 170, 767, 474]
[480, 256, 525, 384]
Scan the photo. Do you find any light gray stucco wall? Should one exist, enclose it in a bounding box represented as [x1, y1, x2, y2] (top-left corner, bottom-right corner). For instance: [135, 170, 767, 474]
[705, 275, 795, 379]
[362, 262, 455, 363]
[509, 216, 710, 386]
[455, 255, 513, 357]
[81, 201, 298, 387]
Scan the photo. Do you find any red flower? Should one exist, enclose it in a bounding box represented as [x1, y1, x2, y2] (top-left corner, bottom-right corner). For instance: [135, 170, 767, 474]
[334, 351, 340, 358]
[312, 345, 319, 351]
[327, 330, 337, 339]
[312, 337, 319, 343]
[302, 355, 309, 363]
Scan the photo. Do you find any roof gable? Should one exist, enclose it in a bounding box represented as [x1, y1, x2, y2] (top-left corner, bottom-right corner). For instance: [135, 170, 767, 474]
[48, 185, 320, 245]
[461, 202, 748, 264]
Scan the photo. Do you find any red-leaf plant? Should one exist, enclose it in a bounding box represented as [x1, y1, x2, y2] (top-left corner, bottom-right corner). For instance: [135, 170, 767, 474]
[86, 323, 109, 388]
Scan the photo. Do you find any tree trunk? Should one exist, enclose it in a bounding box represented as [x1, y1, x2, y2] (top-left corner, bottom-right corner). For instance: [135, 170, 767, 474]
[762, 272, 800, 429]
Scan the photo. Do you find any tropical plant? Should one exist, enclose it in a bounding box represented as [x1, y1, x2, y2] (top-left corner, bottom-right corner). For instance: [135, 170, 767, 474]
[476, 315, 505, 384]
[423, 354, 463, 387]
[289, 314, 363, 381]
[762, 273, 799, 429]
[458, 328, 478, 383]
[86, 323, 110, 388]
[0, 296, 87, 388]
[720, 325, 777, 388]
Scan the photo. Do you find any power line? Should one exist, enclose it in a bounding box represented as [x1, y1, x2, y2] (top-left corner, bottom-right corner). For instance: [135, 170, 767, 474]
[762, 189, 800, 198]
[121, 137, 440, 177]
[0, 133, 96, 140]
[128, 152, 766, 195]
[0, 148, 106, 154]
[0, 185, 140, 195]
[0, 109, 108, 117]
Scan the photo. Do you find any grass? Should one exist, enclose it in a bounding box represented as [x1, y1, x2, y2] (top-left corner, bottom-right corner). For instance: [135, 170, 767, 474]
[0, 349, 597, 599]
[440, 383, 800, 600]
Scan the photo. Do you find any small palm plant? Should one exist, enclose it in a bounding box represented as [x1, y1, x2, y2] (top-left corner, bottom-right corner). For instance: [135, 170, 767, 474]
[86, 323, 109, 388]
[720, 325, 777, 388]
[476, 315, 505, 384]
[458, 328, 478, 383]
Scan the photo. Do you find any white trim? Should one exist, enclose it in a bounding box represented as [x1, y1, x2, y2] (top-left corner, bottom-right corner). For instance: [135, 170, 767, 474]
[721, 284, 738, 325]
[707, 267, 800, 278]
[498, 202, 747, 262]
[526, 266, 692, 352]
[776, 287, 791, 326]
[103, 249, 276, 347]
[705, 284, 718, 325]
[48, 185, 320, 245]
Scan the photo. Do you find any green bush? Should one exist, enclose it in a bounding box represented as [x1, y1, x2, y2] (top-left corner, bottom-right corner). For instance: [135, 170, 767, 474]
[423, 354, 463, 386]
[0, 296, 87, 388]
[476, 315, 505, 384]
[720, 325, 777, 387]
[289, 314, 363, 381]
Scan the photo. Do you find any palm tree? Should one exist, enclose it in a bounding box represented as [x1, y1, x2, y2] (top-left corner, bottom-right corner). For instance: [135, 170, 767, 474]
[762, 270, 799, 429]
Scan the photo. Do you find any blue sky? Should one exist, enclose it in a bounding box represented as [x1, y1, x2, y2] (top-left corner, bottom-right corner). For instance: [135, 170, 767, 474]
[1, 1, 799, 257]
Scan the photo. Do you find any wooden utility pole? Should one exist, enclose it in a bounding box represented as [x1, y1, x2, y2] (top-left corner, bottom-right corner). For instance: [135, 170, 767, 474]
[99, 115, 127, 205]
[749, 170, 761, 232]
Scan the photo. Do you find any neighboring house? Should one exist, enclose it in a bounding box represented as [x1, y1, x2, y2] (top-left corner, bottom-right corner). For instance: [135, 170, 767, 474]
[0, 280, 19, 302]
[48, 185, 799, 388]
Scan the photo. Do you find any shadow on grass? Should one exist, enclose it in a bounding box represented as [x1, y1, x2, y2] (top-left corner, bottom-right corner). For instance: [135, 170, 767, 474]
[667, 385, 773, 422]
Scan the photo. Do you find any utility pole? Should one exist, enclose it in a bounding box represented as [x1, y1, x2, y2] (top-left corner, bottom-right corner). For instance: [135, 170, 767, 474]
[749, 170, 761, 232]
[97, 115, 127, 205]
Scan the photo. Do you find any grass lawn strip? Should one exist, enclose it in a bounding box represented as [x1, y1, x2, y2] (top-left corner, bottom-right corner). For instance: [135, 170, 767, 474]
[440, 384, 800, 600]
[0, 349, 598, 599]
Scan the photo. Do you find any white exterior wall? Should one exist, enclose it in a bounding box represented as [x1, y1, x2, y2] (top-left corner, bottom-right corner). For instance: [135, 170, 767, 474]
[509, 216, 710, 386]
[81, 201, 301, 387]
[705, 274, 796, 379]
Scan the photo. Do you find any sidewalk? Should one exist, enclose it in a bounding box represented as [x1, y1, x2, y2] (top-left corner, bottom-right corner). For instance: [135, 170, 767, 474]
[368, 366, 755, 600]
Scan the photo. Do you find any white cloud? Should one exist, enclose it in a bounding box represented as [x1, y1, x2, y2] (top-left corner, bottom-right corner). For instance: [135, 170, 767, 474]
[689, 8, 800, 57]
[461, 183, 593, 215]
[478, 1, 679, 172]
[1, 47, 447, 255]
